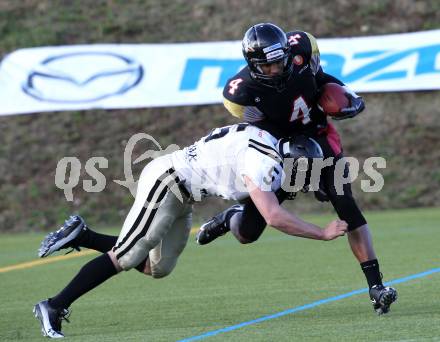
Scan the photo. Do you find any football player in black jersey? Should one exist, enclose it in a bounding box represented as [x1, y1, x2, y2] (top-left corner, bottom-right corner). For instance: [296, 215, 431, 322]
[196, 23, 397, 315]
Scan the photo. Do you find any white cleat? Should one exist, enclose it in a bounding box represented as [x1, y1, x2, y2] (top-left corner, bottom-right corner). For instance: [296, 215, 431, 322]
[33, 300, 70, 338]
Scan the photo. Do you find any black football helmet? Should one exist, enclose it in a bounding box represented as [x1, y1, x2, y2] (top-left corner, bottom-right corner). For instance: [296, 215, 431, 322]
[242, 23, 293, 91]
[278, 135, 324, 195]
[278, 135, 323, 161]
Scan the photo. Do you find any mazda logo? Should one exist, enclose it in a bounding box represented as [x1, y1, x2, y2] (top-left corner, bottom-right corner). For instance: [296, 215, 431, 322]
[22, 51, 143, 103]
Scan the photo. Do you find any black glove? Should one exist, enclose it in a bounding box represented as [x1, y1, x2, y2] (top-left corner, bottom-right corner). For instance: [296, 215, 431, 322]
[332, 93, 365, 121]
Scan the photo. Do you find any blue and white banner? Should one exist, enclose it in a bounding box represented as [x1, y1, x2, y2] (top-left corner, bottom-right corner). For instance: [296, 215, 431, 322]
[0, 29, 439, 116]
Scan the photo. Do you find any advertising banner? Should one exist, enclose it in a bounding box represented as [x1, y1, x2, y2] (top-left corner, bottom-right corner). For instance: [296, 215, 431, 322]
[0, 29, 439, 115]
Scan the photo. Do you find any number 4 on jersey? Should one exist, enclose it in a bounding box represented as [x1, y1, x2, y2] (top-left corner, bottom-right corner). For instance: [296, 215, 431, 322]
[290, 96, 311, 124]
[228, 78, 243, 95]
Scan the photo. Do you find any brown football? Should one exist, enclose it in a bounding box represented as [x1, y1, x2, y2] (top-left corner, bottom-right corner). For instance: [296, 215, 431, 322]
[318, 83, 349, 116]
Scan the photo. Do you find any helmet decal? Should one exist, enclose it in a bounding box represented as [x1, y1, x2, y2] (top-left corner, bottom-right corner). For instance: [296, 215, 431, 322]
[262, 43, 283, 53]
[293, 55, 304, 65]
[266, 49, 285, 62]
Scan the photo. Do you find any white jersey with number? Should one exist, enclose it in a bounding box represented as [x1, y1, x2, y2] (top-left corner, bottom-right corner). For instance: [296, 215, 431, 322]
[171, 124, 284, 201]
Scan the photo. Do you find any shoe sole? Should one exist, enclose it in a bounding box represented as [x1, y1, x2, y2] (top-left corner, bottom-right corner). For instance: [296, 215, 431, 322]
[196, 223, 225, 245]
[382, 291, 397, 305]
[195, 227, 206, 245]
[39, 226, 83, 258]
[33, 304, 49, 337]
[196, 205, 243, 245]
[374, 290, 397, 315]
[33, 303, 65, 338]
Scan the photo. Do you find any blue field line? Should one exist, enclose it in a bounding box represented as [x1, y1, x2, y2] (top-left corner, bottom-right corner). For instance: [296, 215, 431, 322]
[178, 267, 440, 342]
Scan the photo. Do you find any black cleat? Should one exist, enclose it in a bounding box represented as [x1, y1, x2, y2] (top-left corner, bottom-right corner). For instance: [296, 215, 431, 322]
[33, 300, 70, 339]
[369, 285, 398, 315]
[196, 204, 243, 245]
[38, 215, 88, 258]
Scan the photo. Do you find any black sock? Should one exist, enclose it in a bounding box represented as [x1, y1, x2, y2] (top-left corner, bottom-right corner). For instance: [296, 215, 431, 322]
[49, 253, 118, 310]
[360, 259, 383, 289]
[77, 229, 118, 253]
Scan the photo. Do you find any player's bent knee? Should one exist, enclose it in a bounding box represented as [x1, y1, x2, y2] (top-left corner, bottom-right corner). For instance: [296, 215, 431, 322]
[115, 249, 150, 271]
[114, 237, 157, 271]
[151, 269, 171, 279]
[150, 258, 177, 279]
[237, 229, 261, 243]
[117, 257, 135, 271]
[347, 223, 368, 233]
[236, 234, 254, 244]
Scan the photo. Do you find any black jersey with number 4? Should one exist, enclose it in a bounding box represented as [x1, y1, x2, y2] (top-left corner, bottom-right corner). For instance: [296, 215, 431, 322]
[223, 31, 344, 139]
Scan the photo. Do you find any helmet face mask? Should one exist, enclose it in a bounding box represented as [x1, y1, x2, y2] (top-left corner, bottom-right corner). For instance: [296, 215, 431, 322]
[242, 23, 293, 91]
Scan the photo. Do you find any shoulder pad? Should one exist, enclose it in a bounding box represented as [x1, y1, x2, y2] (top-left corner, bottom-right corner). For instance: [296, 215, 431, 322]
[287, 31, 313, 53]
[223, 69, 254, 105]
[223, 97, 245, 119]
[304, 32, 320, 56]
[287, 31, 320, 74]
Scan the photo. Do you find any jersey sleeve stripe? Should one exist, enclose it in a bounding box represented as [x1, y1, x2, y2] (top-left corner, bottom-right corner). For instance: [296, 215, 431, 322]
[249, 144, 281, 163]
[248, 142, 282, 163]
[249, 139, 282, 159]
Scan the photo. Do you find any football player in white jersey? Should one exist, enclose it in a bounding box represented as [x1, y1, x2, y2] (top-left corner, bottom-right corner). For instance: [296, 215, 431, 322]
[33, 124, 347, 338]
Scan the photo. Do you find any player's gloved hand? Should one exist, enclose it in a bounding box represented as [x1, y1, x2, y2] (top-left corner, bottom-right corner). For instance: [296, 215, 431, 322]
[332, 87, 365, 121]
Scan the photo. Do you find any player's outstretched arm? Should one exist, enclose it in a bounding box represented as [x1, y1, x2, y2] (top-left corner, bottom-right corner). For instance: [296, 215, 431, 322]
[244, 176, 347, 241]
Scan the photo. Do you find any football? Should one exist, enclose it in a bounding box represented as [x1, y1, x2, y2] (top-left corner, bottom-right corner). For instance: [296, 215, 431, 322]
[317, 83, 349, 116]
